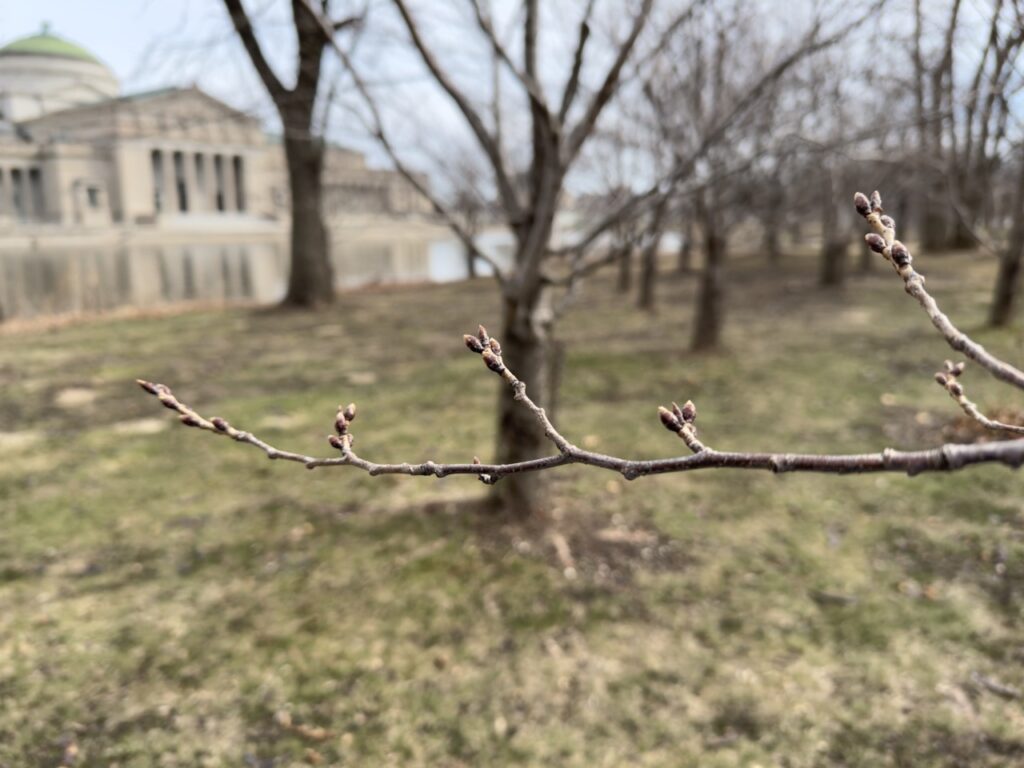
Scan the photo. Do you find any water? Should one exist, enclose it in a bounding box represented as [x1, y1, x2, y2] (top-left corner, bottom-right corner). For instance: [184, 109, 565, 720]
[0, 229, 512, 322]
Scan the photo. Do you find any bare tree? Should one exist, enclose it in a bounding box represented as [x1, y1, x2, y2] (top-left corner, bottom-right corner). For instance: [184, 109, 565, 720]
[223, 0, 361, 307]
[296, 0, 878, 514]
[140, 190, 1024, 483]
[989, 149, 1024, 326]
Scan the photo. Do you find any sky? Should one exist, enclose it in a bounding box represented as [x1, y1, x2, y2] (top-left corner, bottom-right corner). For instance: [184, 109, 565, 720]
[0, 0, 274, 118]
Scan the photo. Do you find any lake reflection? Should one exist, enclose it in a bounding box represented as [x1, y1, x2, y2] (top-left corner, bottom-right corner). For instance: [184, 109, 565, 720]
[0, 231, 508, 322]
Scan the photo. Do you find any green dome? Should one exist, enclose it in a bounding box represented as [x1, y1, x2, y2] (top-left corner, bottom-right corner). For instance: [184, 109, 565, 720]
[0, 27, 102, 65]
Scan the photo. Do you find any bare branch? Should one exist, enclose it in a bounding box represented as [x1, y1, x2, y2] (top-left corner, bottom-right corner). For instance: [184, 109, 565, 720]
[390, 0, 523, 220]
[934, 361, 1024, 435]
[558, 0, 594, 123]
[563, 0, 654, 165]
[139, 200, 1024, 484]
[467, 0, 554, 127]
[297, 0, 507, 283]
[223, 0, 287, 102]
[855, 190, 1024, 390]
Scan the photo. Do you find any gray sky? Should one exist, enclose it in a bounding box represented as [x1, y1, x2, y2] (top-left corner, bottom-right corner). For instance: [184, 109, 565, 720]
[0, 0, 270, 112]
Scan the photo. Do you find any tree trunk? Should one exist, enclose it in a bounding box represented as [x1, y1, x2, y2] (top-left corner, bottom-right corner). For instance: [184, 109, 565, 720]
[465, 244, 478, 279]
[677, 218, 693, 273]
[820, 237, 847, 287]
[282, 135, 334, 307]
[491, 290, 556, 519]
[989, 159, 1024, 326]
[638, 200, 667, 311]
[763, 216, 781, 265]
[818, 171, 845, 287]
[691, 196, 725, 351]
[617, 243, 633, 293]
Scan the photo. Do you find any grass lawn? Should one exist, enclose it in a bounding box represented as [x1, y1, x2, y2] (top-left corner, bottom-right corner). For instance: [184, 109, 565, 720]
[1, 250, 1023, 766]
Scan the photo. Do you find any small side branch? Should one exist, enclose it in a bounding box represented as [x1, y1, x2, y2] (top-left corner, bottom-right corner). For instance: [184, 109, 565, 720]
[934, 360, 1024, 436]
[855, 190, 1024, 391]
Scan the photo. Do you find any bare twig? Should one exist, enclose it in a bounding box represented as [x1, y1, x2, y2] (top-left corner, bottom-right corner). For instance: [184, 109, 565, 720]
[139, 237, 1024, 484]
[934, 360, 1024, 435]
[855, 190, 1024, 390]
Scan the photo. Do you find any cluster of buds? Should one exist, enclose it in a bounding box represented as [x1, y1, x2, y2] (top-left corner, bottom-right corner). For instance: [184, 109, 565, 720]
[658, 400, 697, 433]
[464, 325, 510, 379]
[328, 402, 357, 452]
[138, 379, 201, 428]
[854, 191, 912, 271]
[934, 359, 967, 397]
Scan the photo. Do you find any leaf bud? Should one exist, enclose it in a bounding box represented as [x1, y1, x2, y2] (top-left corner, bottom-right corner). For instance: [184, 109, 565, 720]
[869, 190, 882, 212]
[488, 337, 502, 356]
[180, 414, 201, 428]
[680, 400, 697, 423]
[934, 372, 949, 386]
[334, 414, 348, 435]
[879, 215, 895, 230]
[342, 403, 357, 422]
[464, 334, 485, 354]
[328, 434, 346, 451]
[853, 192, 871, 217]
[481, 349, 505, 373]
[865, 233, 886, 253]
[658, 406, 681, 432]
[890, 240, 911, 267]
[211, 417, 229, 432]
[949, 382, 963, 397]
[477, 325, 489, 344]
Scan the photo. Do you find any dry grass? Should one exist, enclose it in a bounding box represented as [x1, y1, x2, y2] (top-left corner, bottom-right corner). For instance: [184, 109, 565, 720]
[1, 250, 1023, 766]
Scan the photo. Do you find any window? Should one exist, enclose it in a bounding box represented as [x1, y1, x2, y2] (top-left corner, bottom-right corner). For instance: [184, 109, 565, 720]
[232, 155, 245, 212]
[194, 154, 206, 204]
[173, 151, 188, 212]
[151, 150, 164, 212]
[28, 168, 43, 219]
[11, 169, 24, 221]
[86, 186, 101, 209]
[213, 155, 225, 212]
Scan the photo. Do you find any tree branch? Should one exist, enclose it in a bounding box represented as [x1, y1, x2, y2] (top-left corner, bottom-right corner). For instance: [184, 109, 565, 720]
[139, 197, 1024, 483]
[855, 190, 1024, 390]
[390, 0, 523, 221]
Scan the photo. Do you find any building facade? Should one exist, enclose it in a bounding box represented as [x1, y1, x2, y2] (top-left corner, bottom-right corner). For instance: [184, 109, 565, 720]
[0, 27, 430, 232]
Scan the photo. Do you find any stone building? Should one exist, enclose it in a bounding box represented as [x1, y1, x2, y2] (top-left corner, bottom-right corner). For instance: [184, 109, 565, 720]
[0, 26, 430, 230]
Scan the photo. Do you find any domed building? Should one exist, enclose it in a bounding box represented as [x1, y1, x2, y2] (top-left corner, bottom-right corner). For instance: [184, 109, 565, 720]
[0, 25, 119, 123]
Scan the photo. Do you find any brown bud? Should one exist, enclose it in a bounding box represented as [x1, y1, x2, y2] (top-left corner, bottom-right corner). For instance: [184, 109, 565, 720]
[890, 240, 911, 267]
[488, 337, 502, 356]
[952, 362, 965, 376]
[137, 379, 160, 395]
[211, 417, 229, 432]
[481, 349, 505, 373]
[879, 215, 895, 230]
[943, 359, 956, 374]
[477, 325, 489, 344]
[342, 403, 357, 422]
[658, 406, 681, 432]
[949, 382, 963, 397]
[853, 192, 871, 217]
[464, 334, 485, 354]
[864, 233, 886, 254]
[472, 456, 481, 465]
[869, 190, 882, 212]
[328, 434, 346, 451]
[159, 395, 179, 411]
[180, 414, 201, 428]
[934, 372, 949, 386]
[334, 414, 348, 435]
[680, 400, 697, 423]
